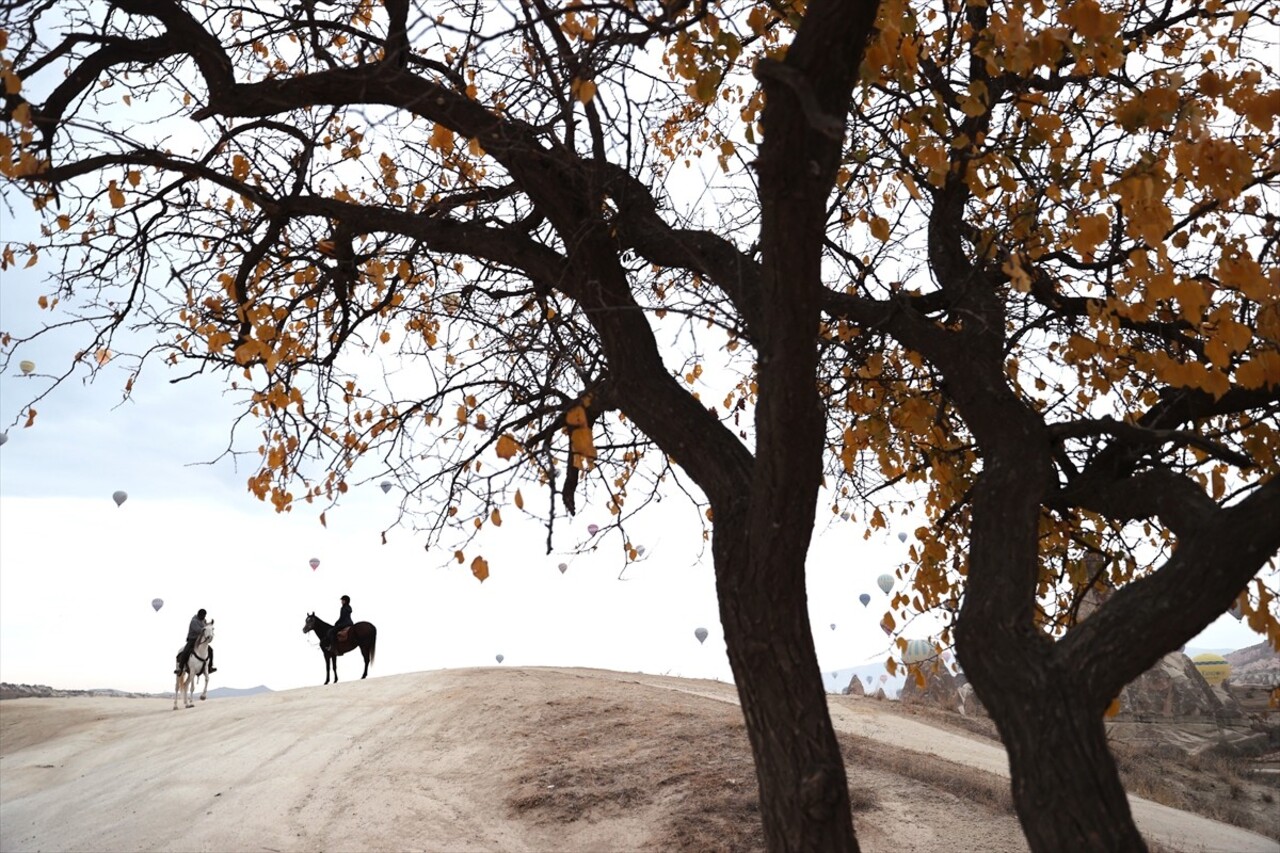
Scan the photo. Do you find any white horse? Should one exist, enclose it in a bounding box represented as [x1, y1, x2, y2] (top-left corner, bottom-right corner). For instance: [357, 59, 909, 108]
[173, 620, 215, 710]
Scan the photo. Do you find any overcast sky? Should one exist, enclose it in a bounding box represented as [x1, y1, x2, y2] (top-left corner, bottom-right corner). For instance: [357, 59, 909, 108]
[0, 181, 1264, 697]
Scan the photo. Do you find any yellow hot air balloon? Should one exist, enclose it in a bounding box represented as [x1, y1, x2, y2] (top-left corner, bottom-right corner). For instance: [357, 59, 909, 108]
[19, 360, 35, 375]
[1192, 653, 1231, 686]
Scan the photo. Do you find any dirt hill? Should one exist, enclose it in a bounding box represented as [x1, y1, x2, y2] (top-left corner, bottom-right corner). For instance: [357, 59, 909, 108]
[1, 668, 1276, 852]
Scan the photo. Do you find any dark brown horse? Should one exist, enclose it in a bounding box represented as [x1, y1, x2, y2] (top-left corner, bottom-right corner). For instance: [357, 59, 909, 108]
[303, 612, 377, 684]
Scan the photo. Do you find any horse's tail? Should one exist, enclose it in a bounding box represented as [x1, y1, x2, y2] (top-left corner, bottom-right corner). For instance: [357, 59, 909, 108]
[368, 624, 377, 666]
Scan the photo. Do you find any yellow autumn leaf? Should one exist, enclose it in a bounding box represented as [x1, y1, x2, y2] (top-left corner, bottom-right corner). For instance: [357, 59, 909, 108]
[495, 433, 520, 459]
[571, 426, 596, 464]
[869, 216, 890, 242]
[108, 180, 125, 209]
[471, 555, 490, 582]
[691, 68, 720, 104]
[56, 214, 70, 231]
[574, 78, 597, 104]
[429, 123, 454, 152]
[1071, 213, 1110, 258]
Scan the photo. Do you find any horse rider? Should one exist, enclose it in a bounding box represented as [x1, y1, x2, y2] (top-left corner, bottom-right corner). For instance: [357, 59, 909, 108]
[326, 595, 353, 649]
[175, 608, 217, 675]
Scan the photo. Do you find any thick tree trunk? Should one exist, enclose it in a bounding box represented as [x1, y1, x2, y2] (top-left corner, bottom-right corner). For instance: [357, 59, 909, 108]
[965, 647, 1147, 852]
[957, 452, 1147, 852]
[714, 510, 858, 852]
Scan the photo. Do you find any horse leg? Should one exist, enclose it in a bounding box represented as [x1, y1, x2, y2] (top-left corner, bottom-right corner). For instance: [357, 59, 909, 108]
[332, 652, 339, 683]
[324, 652, 331, 685]
[173, 672, 182, 711]
[361, 645, 369, 679]
[199, 667, 209, 701]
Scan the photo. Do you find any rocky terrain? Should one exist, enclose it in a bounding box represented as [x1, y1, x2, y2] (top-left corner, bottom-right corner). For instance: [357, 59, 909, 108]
[1228, 642, 1280, 688]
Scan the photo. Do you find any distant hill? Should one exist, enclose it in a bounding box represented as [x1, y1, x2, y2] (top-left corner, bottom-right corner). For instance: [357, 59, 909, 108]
[822, 662, 907, 698]
[0, 682, 273, 700]
[1224, 642, 1279, 687]
[0, 683, 155, 700]
[205, 685, 273, 698]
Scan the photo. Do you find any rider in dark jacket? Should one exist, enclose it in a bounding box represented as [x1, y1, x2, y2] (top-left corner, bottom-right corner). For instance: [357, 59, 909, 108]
[175, 608, 217, 674]
[326, 595, 353, 649]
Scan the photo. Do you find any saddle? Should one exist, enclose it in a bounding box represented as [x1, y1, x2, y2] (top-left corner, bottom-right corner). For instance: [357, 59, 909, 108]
[336, 627, 351, 643]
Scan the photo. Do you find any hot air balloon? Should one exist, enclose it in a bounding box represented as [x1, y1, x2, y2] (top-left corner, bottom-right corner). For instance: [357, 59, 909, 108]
[880, 617, 893, 636]
[112, 490, 128, 507]
[380, 481, 392, 494]
[1229, 600, 1245, 621]
[151, 598, 164, 612]
[877, 574, 893, 594]
[897, 531, 908, 543]
[865, 676, 873, 684]
[942, 651, 954, 664]
[636, 546, 646, 556]
[557, 562, 568, 574]
[859, 593, 871, 607]
[840, 512, 850, 521]
[1192, 653, 1231, 685]
[309, 557, 320, 571]
[694, 627, 709, 644]
[830, 623, 837, 631]
[496, 654, 504, 664]
[903, 639, 933, 665]
[19, 360, 35, 375]
[587, 523, 599, 535]
[879, 674, 888, 684]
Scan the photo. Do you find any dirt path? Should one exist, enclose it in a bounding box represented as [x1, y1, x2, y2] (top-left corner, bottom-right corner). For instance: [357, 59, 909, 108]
[1, 668, 1274, 853]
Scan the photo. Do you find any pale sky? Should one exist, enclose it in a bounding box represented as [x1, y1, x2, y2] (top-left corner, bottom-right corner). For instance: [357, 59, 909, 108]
[0, 183, 1264, 697]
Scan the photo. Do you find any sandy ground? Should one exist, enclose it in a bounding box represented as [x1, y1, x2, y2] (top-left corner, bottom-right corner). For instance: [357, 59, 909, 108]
[1, 667, 1275, 853]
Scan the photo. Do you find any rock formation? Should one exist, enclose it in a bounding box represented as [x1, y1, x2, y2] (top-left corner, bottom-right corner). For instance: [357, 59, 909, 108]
[1115, 652, 1243, 721]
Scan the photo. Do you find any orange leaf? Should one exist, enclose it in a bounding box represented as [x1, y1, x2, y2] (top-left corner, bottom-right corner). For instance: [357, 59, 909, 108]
[574, 79, 597, 104]
[495, 433, 519, 460]
[491, 508, 502, 527]
[471, 555, 490, 582]
[107, 180, 125, 209]
[514, 489, 524, 510]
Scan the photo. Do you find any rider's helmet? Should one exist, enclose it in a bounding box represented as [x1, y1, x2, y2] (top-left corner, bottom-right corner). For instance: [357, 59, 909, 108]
[197, 608, 207, 619]
[340, 595, 350, 603]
